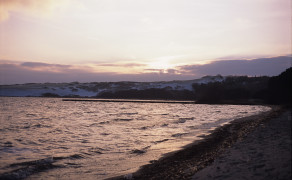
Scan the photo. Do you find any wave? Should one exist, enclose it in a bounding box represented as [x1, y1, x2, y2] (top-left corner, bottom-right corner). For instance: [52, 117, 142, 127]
[154, 139, 169, 143]
[0, 153, 90, 180]
[119, 112, 138, 115]
[114, 118, 134, 122]
[176, 117, 195, 124]
[171, 133, 189, 137]
[130, 146, 151, 155]
[0, 157, 61, 180]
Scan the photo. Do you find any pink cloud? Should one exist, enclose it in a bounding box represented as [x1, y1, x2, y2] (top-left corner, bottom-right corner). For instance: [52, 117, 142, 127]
[0, 56, 291, 84]
[0, 0, 66, 22]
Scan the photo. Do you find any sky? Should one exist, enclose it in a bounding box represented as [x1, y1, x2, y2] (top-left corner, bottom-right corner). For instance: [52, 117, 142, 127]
[0, 0, 291, 84]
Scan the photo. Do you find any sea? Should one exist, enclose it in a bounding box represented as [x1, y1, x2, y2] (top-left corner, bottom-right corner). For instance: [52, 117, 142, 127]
[0, 97, 270, 179]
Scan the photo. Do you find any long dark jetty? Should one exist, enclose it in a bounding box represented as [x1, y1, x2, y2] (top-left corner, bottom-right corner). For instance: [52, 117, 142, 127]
[62, 98, 196, 104]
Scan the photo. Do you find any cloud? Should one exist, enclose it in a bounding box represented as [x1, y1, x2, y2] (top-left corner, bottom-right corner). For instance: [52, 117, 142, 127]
[0, 60, 107, 84]
[166, 69, 177, 74]
[21, 62, 70, 68]
[144, 68, 178, 74]
[96, 63, 146, 67]
[0, 0, 67, 22]
[0, 61, 187, 84]
[144, 69, 164, 73]
[19, 62, 74, 73]
[0, 56, 291, 84]
[179, 56, 292, 77]
[0, 60, 194, 84]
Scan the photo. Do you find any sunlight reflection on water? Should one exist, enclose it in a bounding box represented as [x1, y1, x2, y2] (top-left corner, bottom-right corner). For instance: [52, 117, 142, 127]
[0, 97, 270, 179]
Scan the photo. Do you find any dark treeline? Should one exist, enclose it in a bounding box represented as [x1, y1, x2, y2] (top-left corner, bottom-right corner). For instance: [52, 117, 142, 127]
[97, 89, 195, 100]
[267, 67, 291, 104]
[192, 76, 269, 104]
[97, 67, 291, 105]
[193, 67, 291, 105]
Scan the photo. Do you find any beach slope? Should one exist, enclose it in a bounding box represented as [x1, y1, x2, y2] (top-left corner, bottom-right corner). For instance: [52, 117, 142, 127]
[111, 107, 290, 180]
[192, 109, 291, 180]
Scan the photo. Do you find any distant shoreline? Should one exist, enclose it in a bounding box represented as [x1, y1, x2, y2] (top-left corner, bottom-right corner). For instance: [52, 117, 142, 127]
[0, 96, 268, 105]
[62, 98, 196, 104]
[61, 97, 275, 106]
[108, 106, 284, 180]
[1, 96, 273, 106]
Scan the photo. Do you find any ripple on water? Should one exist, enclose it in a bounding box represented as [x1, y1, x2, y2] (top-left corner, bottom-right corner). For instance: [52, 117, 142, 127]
[114, 118, 134, 122]
[0, 97, 271, 179]
[0, 153, 93, 180]
[176, 117, 195, 123]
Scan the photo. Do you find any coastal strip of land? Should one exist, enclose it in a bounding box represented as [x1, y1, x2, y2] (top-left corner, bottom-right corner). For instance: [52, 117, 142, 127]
[109, 106, 290, 180]
[62, 98, 196, 104]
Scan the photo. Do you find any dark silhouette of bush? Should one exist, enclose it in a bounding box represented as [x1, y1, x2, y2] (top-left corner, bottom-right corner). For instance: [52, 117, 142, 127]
[97, 88, 195, 100]
[192, 82, 224, 103]
[267, 67, 292, 104]
[192, 68, 291, 105]
[192, 76, 270, 104]
[225, 88, 251, 100]
[42, 93, 60, 97]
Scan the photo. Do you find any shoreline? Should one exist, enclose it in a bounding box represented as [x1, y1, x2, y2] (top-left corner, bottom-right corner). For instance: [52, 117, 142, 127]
[1, 96, 271, 106]
[62, 98, 196, 104]
[109, 105, 284, 180]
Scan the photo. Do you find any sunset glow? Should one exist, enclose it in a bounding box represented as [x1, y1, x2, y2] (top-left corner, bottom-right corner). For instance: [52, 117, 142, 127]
[0, 0, 291, 83]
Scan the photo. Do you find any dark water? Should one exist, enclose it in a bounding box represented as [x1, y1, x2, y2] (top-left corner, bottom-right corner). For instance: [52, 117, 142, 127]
[0, 97, 270, 179]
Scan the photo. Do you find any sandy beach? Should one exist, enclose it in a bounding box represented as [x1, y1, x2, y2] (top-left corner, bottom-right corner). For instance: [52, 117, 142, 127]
[192, 109, 291, 180]
[112, 107, 291, 180]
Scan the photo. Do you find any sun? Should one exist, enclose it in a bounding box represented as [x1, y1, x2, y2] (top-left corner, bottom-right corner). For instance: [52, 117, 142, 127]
[148, 61, 174, 70]
[147, 56, 181, 70]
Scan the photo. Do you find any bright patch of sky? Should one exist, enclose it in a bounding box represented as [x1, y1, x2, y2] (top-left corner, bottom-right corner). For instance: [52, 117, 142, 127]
[0, 0, 291, 79]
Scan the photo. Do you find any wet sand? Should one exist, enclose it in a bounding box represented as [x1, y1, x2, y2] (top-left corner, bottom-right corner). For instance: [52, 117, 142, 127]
[111, 106, 291, 180]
